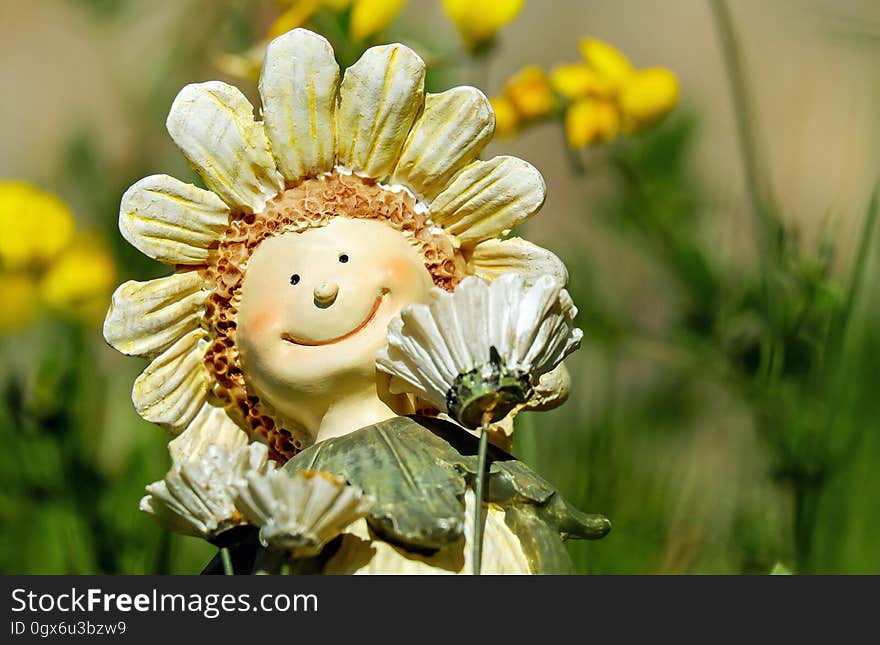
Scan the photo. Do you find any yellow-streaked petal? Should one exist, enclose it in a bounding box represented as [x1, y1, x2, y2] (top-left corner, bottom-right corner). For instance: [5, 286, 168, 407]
[103, 271, 208, 359]
[393, 86, 494, 200]
[619, 67, 680, 131]
[489, 96, 518, 138]
[268, 0, 322, 40]
[469, 237, 568, 286]
[132, 329, 211, 432]
[442, 0, 524, 50]
[119, 175, 230, 265]
[0, 273, 37, 332]
[336, 43, 425, 179]
[430, 156, 545, 248]
[350, 0, 405, 41]
[40, 234, 115, 323]
[503, 65, 553, 120]
[166, 81, 283, 213]
[0, 181, 75, 270]
[564, 98, 620, 149]
[260, 29, 339, 183]
[578, 38, 635, 91]
[550, 63, 613, 100]
[168, 402, 248, 462]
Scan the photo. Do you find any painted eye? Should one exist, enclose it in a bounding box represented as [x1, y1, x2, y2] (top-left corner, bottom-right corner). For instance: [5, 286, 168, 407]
[290, 274, 301, 286]
[338, 254, 349, 263]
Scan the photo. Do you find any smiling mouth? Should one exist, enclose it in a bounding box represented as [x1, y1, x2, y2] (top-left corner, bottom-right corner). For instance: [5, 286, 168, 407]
[281, 293, 386, 347]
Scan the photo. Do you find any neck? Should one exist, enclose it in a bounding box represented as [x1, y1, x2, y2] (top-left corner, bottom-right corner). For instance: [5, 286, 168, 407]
[313, 382, 399, 443]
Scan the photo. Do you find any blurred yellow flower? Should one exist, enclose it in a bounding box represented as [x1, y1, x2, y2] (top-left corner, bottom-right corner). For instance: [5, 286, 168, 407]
[443, 0, 524, 51]
[0, 181, 116, 332]
[269, 0, 403, 41]
[565, 98, 620, 149]
[41, 234, 116, 324]
[0, 273, 37, 332]
[490, 96, 518, 138]
[619, 67, 680, 130]
[504, 65, 553, 121]
[555, 38, 679, 149]
[578, 38, 635, 92]
[0, 181, 75, 271]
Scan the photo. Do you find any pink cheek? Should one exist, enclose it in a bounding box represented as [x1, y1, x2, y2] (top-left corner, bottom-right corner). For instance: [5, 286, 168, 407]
[383, 257, 420, 293]
[243, 307, 281, 339]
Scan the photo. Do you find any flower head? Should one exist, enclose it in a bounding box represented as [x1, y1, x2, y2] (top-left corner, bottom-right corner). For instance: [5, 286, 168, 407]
[377, 272, 582, 428]
[442, 0, 524, 52]
[105, 28, 557, 462]
[140, 442, 274, 543]
[233, 469, 374, 557]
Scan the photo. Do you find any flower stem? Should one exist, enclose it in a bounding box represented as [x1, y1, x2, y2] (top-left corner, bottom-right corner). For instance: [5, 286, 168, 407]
[472, 423, 490, 575]
[220, 547, 233, 576]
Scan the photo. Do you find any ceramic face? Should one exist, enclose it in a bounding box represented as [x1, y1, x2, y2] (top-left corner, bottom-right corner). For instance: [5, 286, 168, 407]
[236, 217, 435, 425]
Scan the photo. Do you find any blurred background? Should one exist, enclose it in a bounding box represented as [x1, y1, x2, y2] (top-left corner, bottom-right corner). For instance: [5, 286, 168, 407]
[0, 0, 878, 574]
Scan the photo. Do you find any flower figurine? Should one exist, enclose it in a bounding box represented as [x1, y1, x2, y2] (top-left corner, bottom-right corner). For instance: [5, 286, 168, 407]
[378, 272, 582, 429]
[107, 27, 608, 574]
[233, 469, 374, 558]
[140, 442, 274, 544]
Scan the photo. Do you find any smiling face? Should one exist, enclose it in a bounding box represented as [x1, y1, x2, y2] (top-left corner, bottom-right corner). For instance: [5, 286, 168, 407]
[236, 217, 435, 428]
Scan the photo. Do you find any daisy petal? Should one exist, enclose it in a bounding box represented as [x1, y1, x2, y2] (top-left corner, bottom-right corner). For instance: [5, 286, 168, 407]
[336, 44, 425, 179]
[168, 402, 249, 462]
[132, 329, 211, 431]
[469, 237, 568, 286]
[119, 175, 229, 265]
[104, 271, 208, 358]
[392, 86, 494, 200]
[429, 156, 546, 248]
[166, 81, 283, 213]
[260, 29, 339, 183]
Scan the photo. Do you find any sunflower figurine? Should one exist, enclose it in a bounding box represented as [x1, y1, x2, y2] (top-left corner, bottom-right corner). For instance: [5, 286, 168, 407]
[105, 28, 609, 574]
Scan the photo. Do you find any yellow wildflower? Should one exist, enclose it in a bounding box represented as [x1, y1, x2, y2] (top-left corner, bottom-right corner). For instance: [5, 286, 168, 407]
[565, 98, 620, 149]
[554, 38, 678, 148]
[490, 96, 519, 138]
[269, 0, 402, 41]
[578, 38, 635, 93]
[503, 65, 553, 121]
[350, 0, 405, 41]
[40, 234, 116, 325]
[442, 0, 524, 51]
[0, 273, 37, 332]
[619, 67, 680, 130]
[0, 181, 74, 271]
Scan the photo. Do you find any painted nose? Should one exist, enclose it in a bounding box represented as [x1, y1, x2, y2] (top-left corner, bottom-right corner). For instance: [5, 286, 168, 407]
[313, 281, 339, 307]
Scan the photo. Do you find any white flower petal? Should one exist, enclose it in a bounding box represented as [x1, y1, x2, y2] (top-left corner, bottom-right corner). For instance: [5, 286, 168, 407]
[377, 273, 582, 419]
[469, 237, 569, 286]
[260, 29, 339, 182]
[132, 329, 211, 431]
[392, 86, 494, 200]
[119, 174, 229, 265]
[168, 402, 249, 463]
[336, 44, 425, 179]
[430, 156, 546, 248]
[103, 271, 208, 359]
[166, 81, 283, 213]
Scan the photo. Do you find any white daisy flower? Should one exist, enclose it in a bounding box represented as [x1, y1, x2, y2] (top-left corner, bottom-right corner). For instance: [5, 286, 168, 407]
[102, 28, 564, 462]
[233, 469, 374, 557]
[377, 272, 583, 428]
[139, 442, 275, 542]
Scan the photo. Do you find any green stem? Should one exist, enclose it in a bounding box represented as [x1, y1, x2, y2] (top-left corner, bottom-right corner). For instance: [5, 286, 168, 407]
[281, 560, 292, 575]
[472, 425, 490, 575]
[709, 0, 783, 384]
[220, 547, 233, 576]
